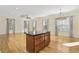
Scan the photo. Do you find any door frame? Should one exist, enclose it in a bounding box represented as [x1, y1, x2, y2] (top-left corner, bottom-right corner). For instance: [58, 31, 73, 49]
[6, 18, 15, 35]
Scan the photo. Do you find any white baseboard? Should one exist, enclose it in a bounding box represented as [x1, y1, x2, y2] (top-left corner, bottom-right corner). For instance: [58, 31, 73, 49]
[0, 32, 24, 35]
[73, 34, 79, 38]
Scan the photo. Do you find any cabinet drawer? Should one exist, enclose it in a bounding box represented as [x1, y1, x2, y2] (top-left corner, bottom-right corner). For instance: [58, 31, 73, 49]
[35, 35, 44, 40]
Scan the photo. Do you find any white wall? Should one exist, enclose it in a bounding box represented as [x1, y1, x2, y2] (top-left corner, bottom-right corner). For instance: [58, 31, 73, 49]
[0, 9, 79, 39]
[35, 9, 79, 38]
[0, 16, 6, 34]
[0, 16, 24, 35]
[46, 9, 79, 38]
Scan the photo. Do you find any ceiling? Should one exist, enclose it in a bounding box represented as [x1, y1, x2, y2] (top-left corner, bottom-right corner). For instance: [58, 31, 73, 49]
[0, 5, 79, 18]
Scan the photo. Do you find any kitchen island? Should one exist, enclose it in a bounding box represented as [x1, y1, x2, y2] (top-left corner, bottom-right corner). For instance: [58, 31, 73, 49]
[26, 32, 50, 53]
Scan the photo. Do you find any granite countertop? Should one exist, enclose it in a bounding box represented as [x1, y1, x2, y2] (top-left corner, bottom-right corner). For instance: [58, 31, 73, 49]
[25, 31, 50, 35]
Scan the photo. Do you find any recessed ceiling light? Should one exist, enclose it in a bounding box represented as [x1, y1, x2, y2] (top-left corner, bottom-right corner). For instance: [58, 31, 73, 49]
[16, 8, 19, 10]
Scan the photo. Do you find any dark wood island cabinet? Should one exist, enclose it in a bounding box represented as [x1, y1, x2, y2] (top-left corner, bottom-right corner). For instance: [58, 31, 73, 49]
[26, 32, 50, 53]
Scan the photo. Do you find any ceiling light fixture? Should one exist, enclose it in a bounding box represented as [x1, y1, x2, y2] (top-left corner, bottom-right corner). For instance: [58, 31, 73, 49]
[21, 14, 31, 19]
[59, 8, 62, 16]
[59, 8, 64, 17]
[57, 8, 66, 19]
[16, 8, 19, 10]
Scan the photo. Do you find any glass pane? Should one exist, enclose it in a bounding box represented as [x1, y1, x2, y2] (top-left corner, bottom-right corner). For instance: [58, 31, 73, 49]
[56, 17, 72, 37]
[43, 19, 48, 32]
[32, 20, 37, 34]
[24, 21, 29, 33]
[57, 18, 70, 32]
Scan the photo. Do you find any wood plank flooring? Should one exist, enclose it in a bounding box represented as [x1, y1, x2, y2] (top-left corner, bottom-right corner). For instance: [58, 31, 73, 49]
[0, 33, 79, 53]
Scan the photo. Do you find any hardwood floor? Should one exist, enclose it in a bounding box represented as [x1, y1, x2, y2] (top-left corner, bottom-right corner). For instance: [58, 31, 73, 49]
[0, 33, 79, 53]
[40, 36, 79, 53]
[0, 33, 26, 53]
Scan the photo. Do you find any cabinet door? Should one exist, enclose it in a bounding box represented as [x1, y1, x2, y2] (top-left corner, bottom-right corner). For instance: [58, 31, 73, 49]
[44, 32, 50, 46]
[35, 34, 45, 52]
[35, 34, 44, 45]
[35, 42, 44, 53]
[26, 35, 34, 52]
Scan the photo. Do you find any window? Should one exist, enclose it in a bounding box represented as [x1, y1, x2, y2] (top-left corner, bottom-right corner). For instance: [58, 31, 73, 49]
[24, 21, 29, 33]
[32, 20, 37, 34]
[56, 17, 70, 32]
[55, 16, 73, 37]
[43, 19, 48, 32]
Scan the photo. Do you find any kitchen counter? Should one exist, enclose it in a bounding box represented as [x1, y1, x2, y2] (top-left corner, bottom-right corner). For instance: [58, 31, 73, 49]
[26, 32, 50, 53]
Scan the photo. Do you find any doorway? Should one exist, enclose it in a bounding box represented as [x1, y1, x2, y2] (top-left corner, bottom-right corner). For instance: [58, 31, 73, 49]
[6, 18, 15, 35]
